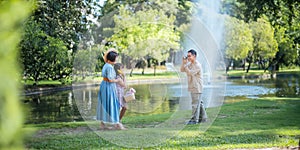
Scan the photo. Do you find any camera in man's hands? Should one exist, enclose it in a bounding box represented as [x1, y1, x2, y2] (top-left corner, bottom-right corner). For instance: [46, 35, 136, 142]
[183, 56, 188, 59]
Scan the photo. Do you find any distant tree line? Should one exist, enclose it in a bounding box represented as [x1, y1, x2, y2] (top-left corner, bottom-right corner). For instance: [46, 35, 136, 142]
[222, 0, 300, 73]
[19, 0, 300, 84]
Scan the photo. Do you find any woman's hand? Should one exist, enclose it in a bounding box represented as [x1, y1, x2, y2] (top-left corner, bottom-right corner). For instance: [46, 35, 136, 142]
[116, 78, 122, 83]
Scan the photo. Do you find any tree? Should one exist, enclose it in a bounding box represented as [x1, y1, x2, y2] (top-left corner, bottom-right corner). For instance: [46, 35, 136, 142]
[20, 18, 71, 84]
[223, 15, 253, 72]
[270, 1, 300, 68]
[91, 0, 192, 74]
[273, 25, 297, 69]
[0, 0, 33, 149]
[20, 0, 98, 83]
[248, 16, 278, 73]
[32, 0, 97, 52]
[73, 46, 102, 80]
[221, 0, 300, 69]
[105, 1, 181, 76]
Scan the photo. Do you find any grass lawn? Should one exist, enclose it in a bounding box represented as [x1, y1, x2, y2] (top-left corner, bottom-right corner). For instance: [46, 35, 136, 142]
[227, 66, 300, 77]
[24, 97, 300, 149]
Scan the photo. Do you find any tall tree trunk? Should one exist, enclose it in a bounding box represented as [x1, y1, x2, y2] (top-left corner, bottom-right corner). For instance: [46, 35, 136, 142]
[246, 52, 254, 73]
[34, 72, 40, 86]
[129, 60, 136, 77]
[275, 63, 279, 71]
[246, 60, 252, 73]
[130, 68, 133, 77]
[258, 58, 262, 70]
[225, 58, 231, 74]
[225, 63, 230, 74]
[243, 59, 246, 71]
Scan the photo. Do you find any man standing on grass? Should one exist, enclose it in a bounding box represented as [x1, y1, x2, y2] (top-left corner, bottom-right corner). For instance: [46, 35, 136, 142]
[181, 49, 207, 124]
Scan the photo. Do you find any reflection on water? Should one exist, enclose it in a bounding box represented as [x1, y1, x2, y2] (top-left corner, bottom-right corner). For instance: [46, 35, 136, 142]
[22, 73, 299, 124]
[275, 73, 300, 97]
[226, 73, 300, 98]
[225, 82, 276, 98]
[23, 91, 81, 124]
[74, 83, 181, 122]
[23, 83, 182, 124]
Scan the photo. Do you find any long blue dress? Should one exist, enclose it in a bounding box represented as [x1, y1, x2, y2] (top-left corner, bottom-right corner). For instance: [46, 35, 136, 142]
[96, 63, 120, 124]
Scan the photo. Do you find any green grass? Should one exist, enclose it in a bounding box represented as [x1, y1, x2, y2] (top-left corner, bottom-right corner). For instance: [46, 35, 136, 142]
[227, 67, 300, 77]
[127, 71, 178, 80]
[279, 66, 300, 72]
[227, 70, 265, 77]
[23, 80, 63, 86]
[24, 97, 300, 149]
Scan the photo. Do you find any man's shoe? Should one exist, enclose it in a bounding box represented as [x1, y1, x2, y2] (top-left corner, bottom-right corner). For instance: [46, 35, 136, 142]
[186, 120, 197, 125]
[199, 118, 208, 123]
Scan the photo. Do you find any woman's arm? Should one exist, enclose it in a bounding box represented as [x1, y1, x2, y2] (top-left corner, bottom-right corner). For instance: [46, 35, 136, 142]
[107, 78, 120, 83]
[106, 65, 121, 83]
[116, 76, 126, 87]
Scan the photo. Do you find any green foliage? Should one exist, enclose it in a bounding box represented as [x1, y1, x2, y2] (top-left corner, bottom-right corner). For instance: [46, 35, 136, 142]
[0, 0, 33, 149]
[223, 15, 253, 60]
[20, 18, 71, 83]
[73, 46, 102, 80]
[106, 1, 181, 62]
[250, 16, 278, 58]
[249, 16, 278, 71]
[98, 0, 186, 76]
[174, 0, 193, 32]
[221, 0, 300, 68]
[32, 0, 97, 51]
[18, 0, 193, 81]
[19, 0, 98, 83]
[274, 25, 297, 66]
[99, 0, 192, 46]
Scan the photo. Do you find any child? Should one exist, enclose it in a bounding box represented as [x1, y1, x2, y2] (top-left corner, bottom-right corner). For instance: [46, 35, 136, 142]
[114, 63, 128, 122]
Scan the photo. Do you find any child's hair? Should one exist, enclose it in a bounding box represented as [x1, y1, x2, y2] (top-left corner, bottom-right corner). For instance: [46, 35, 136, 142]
[114, 63, 124, 78]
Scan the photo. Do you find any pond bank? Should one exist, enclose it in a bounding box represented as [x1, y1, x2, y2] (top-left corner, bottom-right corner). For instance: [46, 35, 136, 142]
[23, 70, 300, 96]
[23, 77, 180, 96]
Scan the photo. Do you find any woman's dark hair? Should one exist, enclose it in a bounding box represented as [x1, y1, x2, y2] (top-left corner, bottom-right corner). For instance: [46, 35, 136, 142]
[188, 49, 197, 57]
[106, 51, 118, 62]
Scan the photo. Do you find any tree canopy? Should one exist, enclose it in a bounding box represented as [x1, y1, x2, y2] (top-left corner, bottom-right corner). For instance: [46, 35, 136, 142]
[222, 0, 300, 70]
[20, 0, 97, 83]
[18, 0, 300, 82]
[248, 16, 278, 72]
[223, 15, 253, 60]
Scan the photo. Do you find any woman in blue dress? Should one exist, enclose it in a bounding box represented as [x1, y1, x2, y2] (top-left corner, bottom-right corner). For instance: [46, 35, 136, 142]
[96, 50, 125, 130]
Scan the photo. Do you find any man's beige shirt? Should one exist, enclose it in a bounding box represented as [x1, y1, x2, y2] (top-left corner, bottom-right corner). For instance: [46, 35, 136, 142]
[180, 60, 203, 93]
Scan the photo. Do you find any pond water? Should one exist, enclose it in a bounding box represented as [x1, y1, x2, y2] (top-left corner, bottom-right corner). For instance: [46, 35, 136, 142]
[22, 73, 299, 124]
